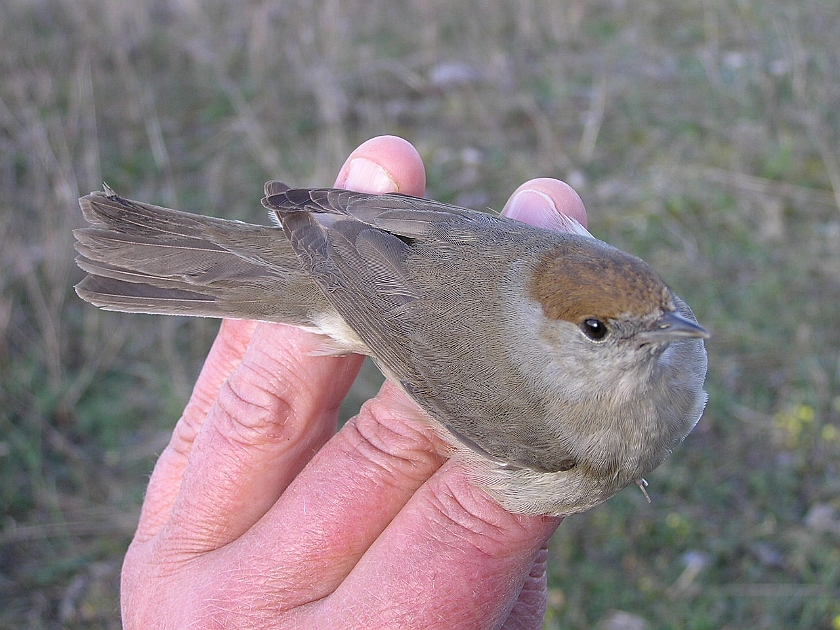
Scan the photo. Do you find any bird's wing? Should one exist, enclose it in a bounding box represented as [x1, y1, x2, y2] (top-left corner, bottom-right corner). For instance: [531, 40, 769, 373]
[263, 184, 578, 473]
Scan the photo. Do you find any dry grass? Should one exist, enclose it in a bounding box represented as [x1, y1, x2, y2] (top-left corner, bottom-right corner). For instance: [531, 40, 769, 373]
[1, 0, 839, 627]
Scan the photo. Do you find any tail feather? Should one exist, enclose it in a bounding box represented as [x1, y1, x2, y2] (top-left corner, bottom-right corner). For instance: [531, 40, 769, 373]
[75, 227, 279, 286]
[74, 189, 328, 325]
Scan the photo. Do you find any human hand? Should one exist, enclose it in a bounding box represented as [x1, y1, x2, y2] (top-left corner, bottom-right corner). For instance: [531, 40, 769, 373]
[120, 135, 588, 629]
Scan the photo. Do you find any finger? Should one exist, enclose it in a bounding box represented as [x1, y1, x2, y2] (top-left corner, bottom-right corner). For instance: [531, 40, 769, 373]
[502, 177, 589, 233]
[151, 136, 427, 551]
[305, 462, 561, 629]
[501, 546, 550, 630]
[160, 325, 366, 550]
[134, 318, 258, 540]
[225, 381, 447, 607]
[335, 134, 426, 195]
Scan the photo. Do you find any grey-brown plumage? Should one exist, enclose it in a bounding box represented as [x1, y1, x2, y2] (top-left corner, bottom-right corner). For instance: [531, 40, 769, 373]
[75, 182, 709, 515]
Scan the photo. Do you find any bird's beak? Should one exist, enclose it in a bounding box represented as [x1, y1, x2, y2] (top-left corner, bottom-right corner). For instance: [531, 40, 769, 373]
[639, 311, 710, 343]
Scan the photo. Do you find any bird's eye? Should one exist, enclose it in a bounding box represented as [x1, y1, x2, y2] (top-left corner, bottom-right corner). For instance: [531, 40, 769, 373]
[581, 318, 609, 341]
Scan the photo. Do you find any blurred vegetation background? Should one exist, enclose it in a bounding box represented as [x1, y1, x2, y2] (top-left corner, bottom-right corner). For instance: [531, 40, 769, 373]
[1, 0, 838, 627]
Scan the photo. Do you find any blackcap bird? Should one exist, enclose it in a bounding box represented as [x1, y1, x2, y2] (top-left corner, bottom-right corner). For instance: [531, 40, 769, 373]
[74, 182, 708, 515]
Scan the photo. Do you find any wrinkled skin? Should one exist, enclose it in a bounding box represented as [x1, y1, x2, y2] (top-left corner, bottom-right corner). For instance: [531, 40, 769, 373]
[120, 135, 589, 629]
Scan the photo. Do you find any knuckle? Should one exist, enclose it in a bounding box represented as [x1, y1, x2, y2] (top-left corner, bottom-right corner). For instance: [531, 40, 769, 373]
[344, 396, 445, 485]
[211, 363, 297, 449]
[425, 472, 537, 557]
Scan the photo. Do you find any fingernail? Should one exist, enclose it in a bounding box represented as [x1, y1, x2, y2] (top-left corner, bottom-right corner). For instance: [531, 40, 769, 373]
[504, 188, 591, 235]
[503, 190, 558, 230]
[342, 157, 399, 194]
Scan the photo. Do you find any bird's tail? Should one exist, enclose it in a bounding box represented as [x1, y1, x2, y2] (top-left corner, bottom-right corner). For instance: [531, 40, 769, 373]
[74, 187, 327, 325]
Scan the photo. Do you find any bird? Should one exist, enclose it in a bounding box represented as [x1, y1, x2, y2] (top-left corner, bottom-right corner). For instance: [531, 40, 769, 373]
[73, 181, 709, 515]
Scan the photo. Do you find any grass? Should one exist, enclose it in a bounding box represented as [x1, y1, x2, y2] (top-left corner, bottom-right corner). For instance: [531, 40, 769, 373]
[1, 0, 839, 627]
